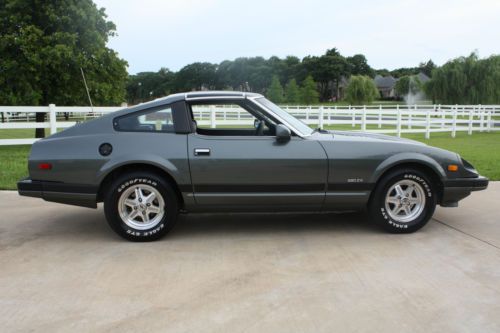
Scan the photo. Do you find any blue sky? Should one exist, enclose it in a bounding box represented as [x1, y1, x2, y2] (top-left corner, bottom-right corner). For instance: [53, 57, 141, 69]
[94, 0, 500, 74]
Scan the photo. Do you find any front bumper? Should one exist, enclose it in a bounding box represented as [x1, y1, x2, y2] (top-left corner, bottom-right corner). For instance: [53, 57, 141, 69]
[440, 176, 489, 207]
[17, 178, 98, 208]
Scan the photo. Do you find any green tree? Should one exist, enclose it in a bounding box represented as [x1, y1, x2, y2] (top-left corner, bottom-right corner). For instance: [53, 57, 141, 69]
[346, 54, 374, 77]
[419, 60, 436, 77]
[390, 67, 420, 78]
[127, 68, 175, 104]
[174, 62, 217, 91]
[267, 75, 284, 103]
[394, 75, 423, 97]
[344, 75, 379, 104]
[425, 53, 500, 104]
[0, 0, 128, 137]
[300, 75, 319, 104]
[285, 79, 301, 104]
[301, 48, 349, 101]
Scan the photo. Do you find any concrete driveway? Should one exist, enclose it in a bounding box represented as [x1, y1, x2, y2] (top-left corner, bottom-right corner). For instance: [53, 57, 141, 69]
[1, 183, 499, 333]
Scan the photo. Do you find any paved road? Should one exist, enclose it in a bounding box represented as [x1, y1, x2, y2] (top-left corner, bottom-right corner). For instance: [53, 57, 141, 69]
[1, 184, 499, 332]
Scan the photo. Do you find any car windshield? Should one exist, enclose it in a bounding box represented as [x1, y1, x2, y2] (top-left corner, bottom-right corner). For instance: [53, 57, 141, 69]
[254, 97, 314, 136]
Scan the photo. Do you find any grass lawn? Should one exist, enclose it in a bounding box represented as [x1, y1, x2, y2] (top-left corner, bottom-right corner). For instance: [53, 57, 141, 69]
[0, 130, 499, 190]
[0, 145, 31, 190]
[403, 131, 500, 180]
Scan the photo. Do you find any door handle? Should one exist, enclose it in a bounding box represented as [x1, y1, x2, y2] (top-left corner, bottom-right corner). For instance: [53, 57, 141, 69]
[194, 148, 210, 156]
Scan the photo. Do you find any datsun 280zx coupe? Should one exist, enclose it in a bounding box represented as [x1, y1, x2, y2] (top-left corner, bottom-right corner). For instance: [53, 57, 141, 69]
[18, 92, 488, 241]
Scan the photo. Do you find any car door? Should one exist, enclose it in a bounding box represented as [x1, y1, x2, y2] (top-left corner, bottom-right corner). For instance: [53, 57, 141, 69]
[187, 102, 328, 210]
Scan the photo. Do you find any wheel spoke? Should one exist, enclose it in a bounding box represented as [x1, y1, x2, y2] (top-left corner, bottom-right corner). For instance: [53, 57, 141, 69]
[390, 205, 401, 214]
[128, 210, 139, 220]
[394, 206, 405, 215]
[387, 197, 399, 205]
[141, 211, 150, 222]
[409, 198, 421, 205]
[395, 185, 405, 197]
[148, 205, 161, 214]
[403, 206, 412, 215]
[124, 199, 136, 208]
[145, 192, 156, 204]
[134, 188, 142, 201]
[405, 185, 414, 196]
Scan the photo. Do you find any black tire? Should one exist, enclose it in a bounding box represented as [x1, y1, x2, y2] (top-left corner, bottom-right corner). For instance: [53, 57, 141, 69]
[104, 171, 178, 241]
[369, 168, 437, 233]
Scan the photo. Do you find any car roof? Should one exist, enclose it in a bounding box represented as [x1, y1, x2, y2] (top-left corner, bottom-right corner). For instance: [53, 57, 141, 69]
[115, 91, 263, 116]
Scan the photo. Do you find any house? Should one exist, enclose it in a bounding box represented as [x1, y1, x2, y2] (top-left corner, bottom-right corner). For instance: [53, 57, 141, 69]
[374, 75, 397, 99]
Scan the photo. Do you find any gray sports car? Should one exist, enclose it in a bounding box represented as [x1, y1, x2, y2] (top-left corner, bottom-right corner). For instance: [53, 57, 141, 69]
[18, 91, 488, 241]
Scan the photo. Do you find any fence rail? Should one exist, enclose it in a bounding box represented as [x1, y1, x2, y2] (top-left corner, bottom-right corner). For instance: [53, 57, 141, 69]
[1, 104, 499, 145]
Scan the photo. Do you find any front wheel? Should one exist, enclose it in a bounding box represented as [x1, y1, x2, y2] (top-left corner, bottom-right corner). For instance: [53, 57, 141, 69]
[369, 168, 437, 233]
[104, 172, 178, 241]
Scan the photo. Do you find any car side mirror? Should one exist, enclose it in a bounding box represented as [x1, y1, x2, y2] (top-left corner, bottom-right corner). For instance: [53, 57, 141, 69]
[275, 124, 291, 143]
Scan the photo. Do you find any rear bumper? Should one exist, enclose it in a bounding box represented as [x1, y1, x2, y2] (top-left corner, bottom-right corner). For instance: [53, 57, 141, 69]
[17, 178, 98, 208]
[440, 176, 489, 207]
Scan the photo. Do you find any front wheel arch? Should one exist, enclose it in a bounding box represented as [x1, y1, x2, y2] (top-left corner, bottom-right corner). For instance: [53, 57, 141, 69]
[369, 162, 444, 206]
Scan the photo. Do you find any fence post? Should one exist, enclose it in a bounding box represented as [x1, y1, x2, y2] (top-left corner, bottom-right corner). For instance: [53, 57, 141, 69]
[439, 104, 444, 127]
[468, 108, 473, 135]
[361, 106, 366, 131]
[479, 105, 484, 132]
[378, 105, 382, 128]
[350, 106, 355, 127]
[331, 106, 336, 125]
[451, 106, 457, 138]
[396, 105, 401, 137]
[318, 106, 324, 129]
[49, 104, 57, 135]
[487, 109, 492, 132]
[306, 106, 310, 122]
[425, 110, 431, 139]
[210, 105, 216, 128]
[408, 105, 415, 129]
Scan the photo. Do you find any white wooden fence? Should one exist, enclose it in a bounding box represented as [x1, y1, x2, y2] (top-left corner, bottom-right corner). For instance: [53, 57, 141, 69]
[0, 104, 499, 145]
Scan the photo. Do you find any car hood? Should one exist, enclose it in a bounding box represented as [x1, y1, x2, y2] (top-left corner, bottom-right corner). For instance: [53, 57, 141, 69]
[320, 130, 426, 146]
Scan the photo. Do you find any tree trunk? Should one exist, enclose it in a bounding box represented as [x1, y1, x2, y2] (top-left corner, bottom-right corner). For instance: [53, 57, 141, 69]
[35, 112, 46, 138]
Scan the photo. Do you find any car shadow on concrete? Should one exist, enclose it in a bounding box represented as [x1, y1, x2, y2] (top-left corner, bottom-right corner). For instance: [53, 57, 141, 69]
[169, 211, 379, 241]
[12, 208, 380, 243]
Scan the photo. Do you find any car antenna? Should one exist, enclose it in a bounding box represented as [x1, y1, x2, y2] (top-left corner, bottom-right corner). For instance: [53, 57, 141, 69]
[80, 67, 95, 114]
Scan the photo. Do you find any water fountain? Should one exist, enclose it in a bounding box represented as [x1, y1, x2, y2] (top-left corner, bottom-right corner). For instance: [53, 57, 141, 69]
[404, 76, 425, 105]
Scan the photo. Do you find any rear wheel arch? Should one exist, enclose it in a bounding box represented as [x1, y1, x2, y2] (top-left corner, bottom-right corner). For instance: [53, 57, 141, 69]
[97, 163, 184, 208]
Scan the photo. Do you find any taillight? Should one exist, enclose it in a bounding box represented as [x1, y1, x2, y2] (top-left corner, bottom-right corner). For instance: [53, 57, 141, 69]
[38, 163, 52, 170]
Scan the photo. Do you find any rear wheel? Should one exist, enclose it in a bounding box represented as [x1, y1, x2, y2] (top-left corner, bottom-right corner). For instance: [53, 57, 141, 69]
[369, 168, 437, 233]
[104, 172, 178, 241]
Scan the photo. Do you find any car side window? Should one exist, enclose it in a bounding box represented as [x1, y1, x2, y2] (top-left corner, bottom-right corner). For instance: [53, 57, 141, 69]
[115, 106, 174, 132]
[190, 102, 277, 136]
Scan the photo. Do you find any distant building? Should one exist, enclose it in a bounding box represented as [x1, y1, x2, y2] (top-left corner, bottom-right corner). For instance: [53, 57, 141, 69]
[374, 75, 397, 98]
[373, 72, 430, 99]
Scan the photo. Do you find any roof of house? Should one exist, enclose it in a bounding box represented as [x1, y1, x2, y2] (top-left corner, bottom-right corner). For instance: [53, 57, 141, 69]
[374, 75, 397, 89]
[417, 72, 430, 83]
